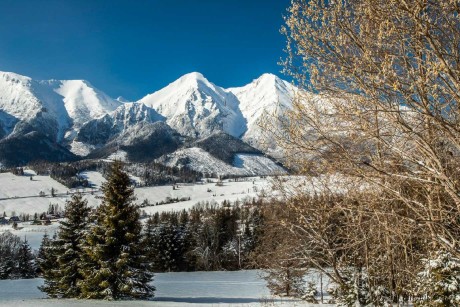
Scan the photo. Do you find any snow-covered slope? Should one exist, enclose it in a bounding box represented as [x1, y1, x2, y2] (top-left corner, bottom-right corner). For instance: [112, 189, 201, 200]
[47, 79, 121, 131]
[0, 71, 121, 142]
[0, 71, 71, 141]
[0, 72, 41, 123]
[76, 102, 164, 146]
[139, 72, 297, 155]
[157, 147, 286, 176]
[86, 121, 182, 162]
[139, 72, 247, 138]
[227, 73, 297, 154]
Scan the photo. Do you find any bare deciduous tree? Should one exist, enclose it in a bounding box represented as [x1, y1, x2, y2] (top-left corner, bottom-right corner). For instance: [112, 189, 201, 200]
[263, 0, 460, 304]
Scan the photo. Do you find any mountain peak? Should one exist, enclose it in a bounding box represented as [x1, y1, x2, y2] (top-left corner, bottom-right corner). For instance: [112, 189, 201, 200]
[0, 71, 32, 84]
[174, 72, 214, 90]
[181, 71, 206, 80]
[253, 73, 285, 87]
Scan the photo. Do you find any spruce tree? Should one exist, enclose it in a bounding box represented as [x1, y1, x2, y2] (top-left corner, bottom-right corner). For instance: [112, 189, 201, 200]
[15, 238, 36, 279]
[0, 231, 21, 279]
[79, 161, 154, 300]
[36, 232, 51, 275]
[55, 193, 90, 297]
[414, 250, 460, 306]
[38, 233, 60, 297]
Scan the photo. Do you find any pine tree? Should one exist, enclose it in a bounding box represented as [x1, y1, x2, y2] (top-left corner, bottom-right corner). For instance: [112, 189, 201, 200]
[264, 266, 306, 298]
[79, 161, 154, 300]
[0, 232, 21, 279]
[15, 238, 36, 279]
[303, 281, 319, 304]
[38, 233, 60, 297]
[54, 193, 90, 297]
[414, 250, 460, 306]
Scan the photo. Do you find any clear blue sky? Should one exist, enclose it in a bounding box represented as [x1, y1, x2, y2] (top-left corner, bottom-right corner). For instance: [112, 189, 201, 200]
[0, 0, 291, 100]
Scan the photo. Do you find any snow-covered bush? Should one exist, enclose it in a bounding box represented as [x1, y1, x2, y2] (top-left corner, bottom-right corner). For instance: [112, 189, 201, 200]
[414, 250, 460, 306]
[327, 268, 393, 306]
[302, 281, 318, 303]
[264, 267, 306, 298]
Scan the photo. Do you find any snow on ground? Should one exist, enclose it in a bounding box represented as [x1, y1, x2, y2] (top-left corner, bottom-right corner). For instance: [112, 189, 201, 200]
[77, 171, 271, 215]
[137, 178, 269, 215]
[0, 170, 350, 222]
[159, 147, 286, 176]
[0, 170, 345, 222]
[0, 223, 59, 250]
[0, 270, 331, 306]
[0, 172, 68, 199]
[233, 154, 285, 176]
[0, 172, 101, 218]
[106, 150, 128, 162]
[68, 141, 95, 156]
[0, 172, 356, 253]
[0, 171, 272, 250]
[79, 171, 106, 188]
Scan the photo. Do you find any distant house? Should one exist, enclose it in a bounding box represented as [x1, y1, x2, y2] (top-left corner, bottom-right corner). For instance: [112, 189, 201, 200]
[0, 217, 8, 225]
[8, 216, 20, 224]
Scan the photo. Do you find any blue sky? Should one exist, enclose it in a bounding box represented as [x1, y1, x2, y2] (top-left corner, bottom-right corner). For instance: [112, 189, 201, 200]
[0, 0, 291, 100]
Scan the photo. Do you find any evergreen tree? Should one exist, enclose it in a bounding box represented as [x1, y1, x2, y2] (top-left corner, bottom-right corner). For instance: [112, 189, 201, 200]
[142, 216, 158, 265]
[15, 238, 36, 279]
[0, 232, 20, 279]
[79, 161, 154, 300]
[414, 250, 460, 306]
[264, 266, 306, 298]
[150, 222, 185, 272]
[0, 256, 13, 280]
[38, 233, 60, 297]
[54, 193, 90, 297]
[36, 233, 50, 275]
[303, 281, 319, 304]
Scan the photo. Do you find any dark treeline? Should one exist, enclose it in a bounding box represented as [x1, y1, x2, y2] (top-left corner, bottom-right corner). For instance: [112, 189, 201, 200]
[30, 160, 106, 188]
[4, 159, 266, 191]
[143, 198, 265, 272]
[0, 232, 36, 279]
[124, 162, 202, 186]
[13, 160, 203, 188]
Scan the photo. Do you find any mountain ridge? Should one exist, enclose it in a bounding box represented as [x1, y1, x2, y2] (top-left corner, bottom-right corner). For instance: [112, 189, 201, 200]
[0, 70, 297, 174]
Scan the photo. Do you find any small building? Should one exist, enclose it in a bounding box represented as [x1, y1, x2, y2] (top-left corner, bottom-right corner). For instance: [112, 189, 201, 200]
[8, 216, 20, 224]
[0, 217, 8, 225]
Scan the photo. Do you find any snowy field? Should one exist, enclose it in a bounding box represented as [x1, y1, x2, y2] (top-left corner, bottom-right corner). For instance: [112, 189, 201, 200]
[0, 171, 273, 250]
[0, 171, 272, 216]
[0, 270, 328, 306]
[0, 170, 351, 251]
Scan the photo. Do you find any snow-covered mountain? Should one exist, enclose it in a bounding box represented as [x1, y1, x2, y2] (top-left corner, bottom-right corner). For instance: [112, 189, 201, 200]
[76, 102, 164, 145]
[139, 72, 247, 138]
[0, 70, 297, 174]
[0, 72, 71, 142]
[46, 79, 121, 131]
[227, 73, 296, 154]
[0, 71, 121, 142]
[139, 72, 297, 154]
[157, 131, 287, 176]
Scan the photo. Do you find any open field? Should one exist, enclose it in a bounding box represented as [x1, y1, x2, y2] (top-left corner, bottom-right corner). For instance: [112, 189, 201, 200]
[0, 270, 331, 306]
